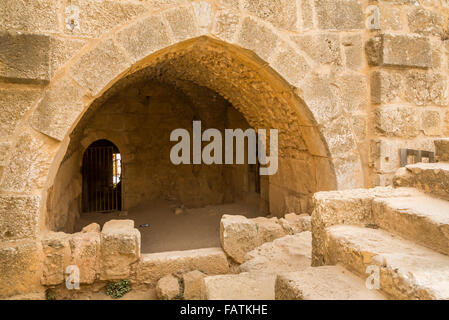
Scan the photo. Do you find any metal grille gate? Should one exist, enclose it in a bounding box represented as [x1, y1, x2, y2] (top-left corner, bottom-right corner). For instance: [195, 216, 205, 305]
[82, 142, 121, 213]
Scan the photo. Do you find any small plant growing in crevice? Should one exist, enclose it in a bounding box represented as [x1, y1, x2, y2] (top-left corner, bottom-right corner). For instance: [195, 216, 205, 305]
[45, 288, 56, 300]
[104, 279, 131, 299]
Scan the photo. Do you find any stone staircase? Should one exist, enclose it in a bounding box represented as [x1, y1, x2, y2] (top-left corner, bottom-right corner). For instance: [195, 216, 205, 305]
[202, 138, 449, 300]
[311, 138, 449, 300]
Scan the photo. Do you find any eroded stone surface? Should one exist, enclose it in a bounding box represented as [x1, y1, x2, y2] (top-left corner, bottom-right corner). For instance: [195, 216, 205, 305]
[240, 232, 312, 273]
[41, 232, 71, 286]
[0, 195, 40, 241]
[275, 266, 385, 300]
[435, 138, 449, 162]
[0, 240, 42, 298]
[182, 270, 206, 300]
[367, 34, 432, 68]
[0, 31, 51, 83]
[156, 274, 180, 300]
[100, 220, 141, 280]
[201, 272, 276, 300]
[136, 248, 229, 285]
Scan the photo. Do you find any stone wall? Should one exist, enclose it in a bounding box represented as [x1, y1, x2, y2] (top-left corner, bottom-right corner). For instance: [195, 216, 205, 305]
[367, 3, 449, 186]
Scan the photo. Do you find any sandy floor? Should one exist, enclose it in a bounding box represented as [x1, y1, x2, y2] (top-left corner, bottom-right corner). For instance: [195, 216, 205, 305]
[75, 199, 260, 253]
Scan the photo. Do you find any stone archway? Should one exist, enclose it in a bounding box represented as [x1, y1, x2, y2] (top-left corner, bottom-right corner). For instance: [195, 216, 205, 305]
[0, 8, 363, 242]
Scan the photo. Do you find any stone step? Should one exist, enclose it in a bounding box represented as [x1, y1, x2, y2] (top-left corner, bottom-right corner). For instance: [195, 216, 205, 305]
[275, 265, 386, 300]
[324, 225, 449, 300]
[239, 232, 312, 273]
[435, 138, 449, 162]
[373, 194, 449, 255]
[201, 272, 276, 300]
[394, 162, 449, 201]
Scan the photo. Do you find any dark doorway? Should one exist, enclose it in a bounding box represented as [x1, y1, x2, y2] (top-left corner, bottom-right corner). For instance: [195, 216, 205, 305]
[82, 139, 122, 213]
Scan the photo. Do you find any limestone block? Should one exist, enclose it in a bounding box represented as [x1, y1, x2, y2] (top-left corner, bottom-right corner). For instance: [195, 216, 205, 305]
[82, 223, 100, 233]
[404, 71, 448, 106]
[31, 77, 86, 141]
[378, 3, 402, 31]
[213, 8, 240, 42]
[311, 187, 418, 266]
[284, 213, 311, 232]
[201, 272, 276, 300]
[375, 105, 419, 137]
[301, 0, 314, 30]
[193, 1, 213, 34]
[0, 0, 60, 33]
[252, 217, 286, 243]
[220, 215, 259, 263]
[299, 72, 342, 124]
[216, 0, 239, 8]
[321, 116, 357, 156]
[70, 38, 131, 96]
[269, 184, 307, 217]
[41, 232, 71, 286]
[242, 0, 297, 31]
[365, 36, 382, 66]
[292, 33, 341, 65]
[314, 0, 364, 30]
[49, 37, 87, 77]
[372, 195, 449, 256]
[240, 232, 312, 273]
[275, 266, 386, 300]
[0, 240, 42, 298]
[370, 138, 435, 174]
[136, 248, 229, 285]
[182, 270, 206, 300]
[270, 44, 310, 87]
[163, 6, 198, 42]
[312, 187, 380, 265]
[237, 17, 279, 61]
[435, 138, 449, 162]
[0, 195, 40, 241]
[325, 224, 449, 300]
[62, 0, 147, 38]
[422, 110, 442, 136]
[150, 0, 190, 11]
[1, 131, 56, 193]
[100, 220, 141, 280]
[116, 14, 172, 64]
[367, 34, 432, 68]
[0, 31, 51, 83]
[351, 114, 366, 141]
[0, 87, 42, 137]
[270, 157, 316, 196]
[401, 162, 449, 201]
[0, 142, 10, 166]
[370, 70, 403, 105]
[156, 275, 180, 300]
[408, 8, 445, 37]
[69, 232, 100, 284]
[342, 34, 363, 70]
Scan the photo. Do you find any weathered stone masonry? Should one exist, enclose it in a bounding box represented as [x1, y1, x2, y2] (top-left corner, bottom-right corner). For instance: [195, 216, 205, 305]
[0, 0, 448, 298]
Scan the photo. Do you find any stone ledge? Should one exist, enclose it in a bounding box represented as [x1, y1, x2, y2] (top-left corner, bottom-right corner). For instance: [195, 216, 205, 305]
[136, 247, 229, 285]
[366, 33, 431, 68]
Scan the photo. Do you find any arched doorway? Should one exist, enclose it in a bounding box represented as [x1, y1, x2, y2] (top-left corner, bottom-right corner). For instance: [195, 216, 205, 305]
[34, 37, 348, 251]
[82, 139, 122, 213]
